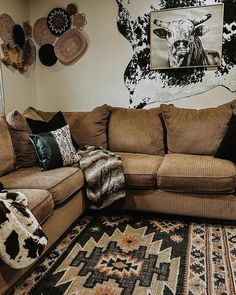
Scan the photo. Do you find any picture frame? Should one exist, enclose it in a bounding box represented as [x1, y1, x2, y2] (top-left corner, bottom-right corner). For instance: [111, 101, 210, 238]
[150, 4, 224, 70]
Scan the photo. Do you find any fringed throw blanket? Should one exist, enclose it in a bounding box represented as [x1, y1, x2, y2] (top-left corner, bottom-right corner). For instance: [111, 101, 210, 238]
[0, 183, 47, 269]
[77, 146, 126, 209]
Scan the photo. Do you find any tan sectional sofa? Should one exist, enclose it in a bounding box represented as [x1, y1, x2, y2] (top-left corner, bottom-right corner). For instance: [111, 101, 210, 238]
[1, 101, 236, 294]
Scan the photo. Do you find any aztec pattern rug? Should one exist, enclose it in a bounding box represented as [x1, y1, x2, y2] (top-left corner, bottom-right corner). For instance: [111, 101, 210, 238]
[8, 212, 236, 295]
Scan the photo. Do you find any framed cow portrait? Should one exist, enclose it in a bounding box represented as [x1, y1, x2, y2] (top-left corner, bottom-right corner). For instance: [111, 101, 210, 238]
[150, 4, 224, 70]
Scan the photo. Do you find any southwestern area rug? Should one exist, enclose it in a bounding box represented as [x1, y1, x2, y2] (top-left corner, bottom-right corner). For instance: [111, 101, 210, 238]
[8, 211, 236, 295]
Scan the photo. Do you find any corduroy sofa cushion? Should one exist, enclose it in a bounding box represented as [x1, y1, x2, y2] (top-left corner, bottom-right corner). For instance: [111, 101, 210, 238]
[157, 154, 236, 193]
[6, 110, 40, 168]
[161, 104, 232, 155]
[117, 152, 163, 188]
[25, 105, 110, 149]
[8, 189, 54, 224]
[108, 107, 165, 156]
[0, 166, 84, 205]
[0, 115, 16, 176]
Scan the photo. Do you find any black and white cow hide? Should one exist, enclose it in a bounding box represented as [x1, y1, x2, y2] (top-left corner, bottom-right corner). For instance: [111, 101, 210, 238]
[116, 0, 236, 108]
[0, 185, 47, 269]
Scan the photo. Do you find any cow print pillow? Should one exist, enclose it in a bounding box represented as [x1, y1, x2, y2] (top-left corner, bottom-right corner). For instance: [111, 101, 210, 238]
[0, 184, 47, 269]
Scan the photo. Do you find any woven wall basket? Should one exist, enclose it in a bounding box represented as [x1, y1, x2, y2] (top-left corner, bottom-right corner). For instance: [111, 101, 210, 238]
[0, 14, 15, 45]
[33, 17, 56, 46]
[54, 29, 87, 65]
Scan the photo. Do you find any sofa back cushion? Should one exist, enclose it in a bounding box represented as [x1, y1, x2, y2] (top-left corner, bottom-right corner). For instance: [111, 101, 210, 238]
[108, 107, 165, 156]
[161, 104, 232, 155]
[25, 105, 110, 149]
[0, 115, 16, 176]
[6, 110, 39, 168]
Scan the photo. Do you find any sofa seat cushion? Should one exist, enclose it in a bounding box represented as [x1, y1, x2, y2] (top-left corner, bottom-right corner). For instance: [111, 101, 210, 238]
[157, 154, 236, 193]
[8, 189, 54, 224]
[117, 152, 163, 188]
[0, 166, 84, 205]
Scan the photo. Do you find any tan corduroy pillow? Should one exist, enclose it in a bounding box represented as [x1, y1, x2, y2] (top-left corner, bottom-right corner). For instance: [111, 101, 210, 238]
[161, 104, 232, 155]
[68, 105, 110, 149]
[0, 115, 16, 176]
[23, 107, 44, 120]
[24, 105, 111, 149]
[108, 107, 165, 156]
[6, 110, 39, 168]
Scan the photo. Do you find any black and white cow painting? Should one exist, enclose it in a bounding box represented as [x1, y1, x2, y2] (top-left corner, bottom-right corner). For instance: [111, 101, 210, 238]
[152, 11, 221, 68]
[116, 0, 236, 108]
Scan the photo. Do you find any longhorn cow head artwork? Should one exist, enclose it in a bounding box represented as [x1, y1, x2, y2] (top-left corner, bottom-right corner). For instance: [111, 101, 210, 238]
[116, 0, 236, 108]
[152, 13, 221, 68]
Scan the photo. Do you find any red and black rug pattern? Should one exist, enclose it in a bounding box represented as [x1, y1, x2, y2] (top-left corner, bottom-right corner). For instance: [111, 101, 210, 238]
[9, 212, 236, 295]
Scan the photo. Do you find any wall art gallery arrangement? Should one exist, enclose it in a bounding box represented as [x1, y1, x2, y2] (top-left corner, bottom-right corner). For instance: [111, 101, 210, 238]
[0, 3, 87, 73]
[116, 0, 236, 108]
[0, 14, 35, 73]
[33, 3, 87, 67]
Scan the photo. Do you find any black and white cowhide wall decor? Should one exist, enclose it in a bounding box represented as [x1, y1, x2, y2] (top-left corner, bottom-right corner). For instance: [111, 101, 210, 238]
[116, 0, 236, 109]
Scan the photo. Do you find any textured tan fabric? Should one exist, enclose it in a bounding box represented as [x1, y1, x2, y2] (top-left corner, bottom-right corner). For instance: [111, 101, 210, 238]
[23, 106, 59, 121]
[222, 99, 236, 115]
[0, 190, 86, 295]
[117, 152, 163, 188]
[0, 115, 16, 176]
[157, 154, 236, 193]
[161, 104, 232, 155]
[42, 190, 86, 248]
[0, 166, 84, 205]
[25, 105, 110, 149]
[9, 189, 54, 224]
[8, 130, 39, 168]
[121, 190, 236, 220]
[108, 107, 165, 155]
[6, 110, 39, 168]
[23, 107, 44, 120]
[70, 105, 110, 149]
[7, 110, 31, 131]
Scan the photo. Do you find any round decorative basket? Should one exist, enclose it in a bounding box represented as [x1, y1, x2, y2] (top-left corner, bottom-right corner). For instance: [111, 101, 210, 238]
[72, 13, 87, 30]
[47, 8, 71, 37]
[33, 17, 56, 46]
[39, 43, 57, 66]
[0, 14, 15, 45]
[54, 29, 87, 65]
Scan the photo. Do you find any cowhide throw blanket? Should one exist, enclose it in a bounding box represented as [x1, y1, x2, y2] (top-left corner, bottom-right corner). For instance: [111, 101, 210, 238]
[77, 146, 126, 209]
[0, 183, 47, 269]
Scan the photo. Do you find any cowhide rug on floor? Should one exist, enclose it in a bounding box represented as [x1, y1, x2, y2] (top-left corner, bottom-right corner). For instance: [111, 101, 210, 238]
[8, 211, 236, 295]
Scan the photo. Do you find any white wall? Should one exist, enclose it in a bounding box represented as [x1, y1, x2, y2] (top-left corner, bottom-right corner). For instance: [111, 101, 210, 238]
[30, 0, 132, 111]
[0, 0, 37, 113]
[29, 0, 236, 111]
[2, 0, 236, 112]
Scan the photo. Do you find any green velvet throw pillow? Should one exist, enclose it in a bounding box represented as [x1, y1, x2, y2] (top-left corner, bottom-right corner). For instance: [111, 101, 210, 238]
[28, 125, 80, 170]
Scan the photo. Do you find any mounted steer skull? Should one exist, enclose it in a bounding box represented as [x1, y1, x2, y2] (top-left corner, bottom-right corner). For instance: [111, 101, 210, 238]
[153, 14, 220, 67]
